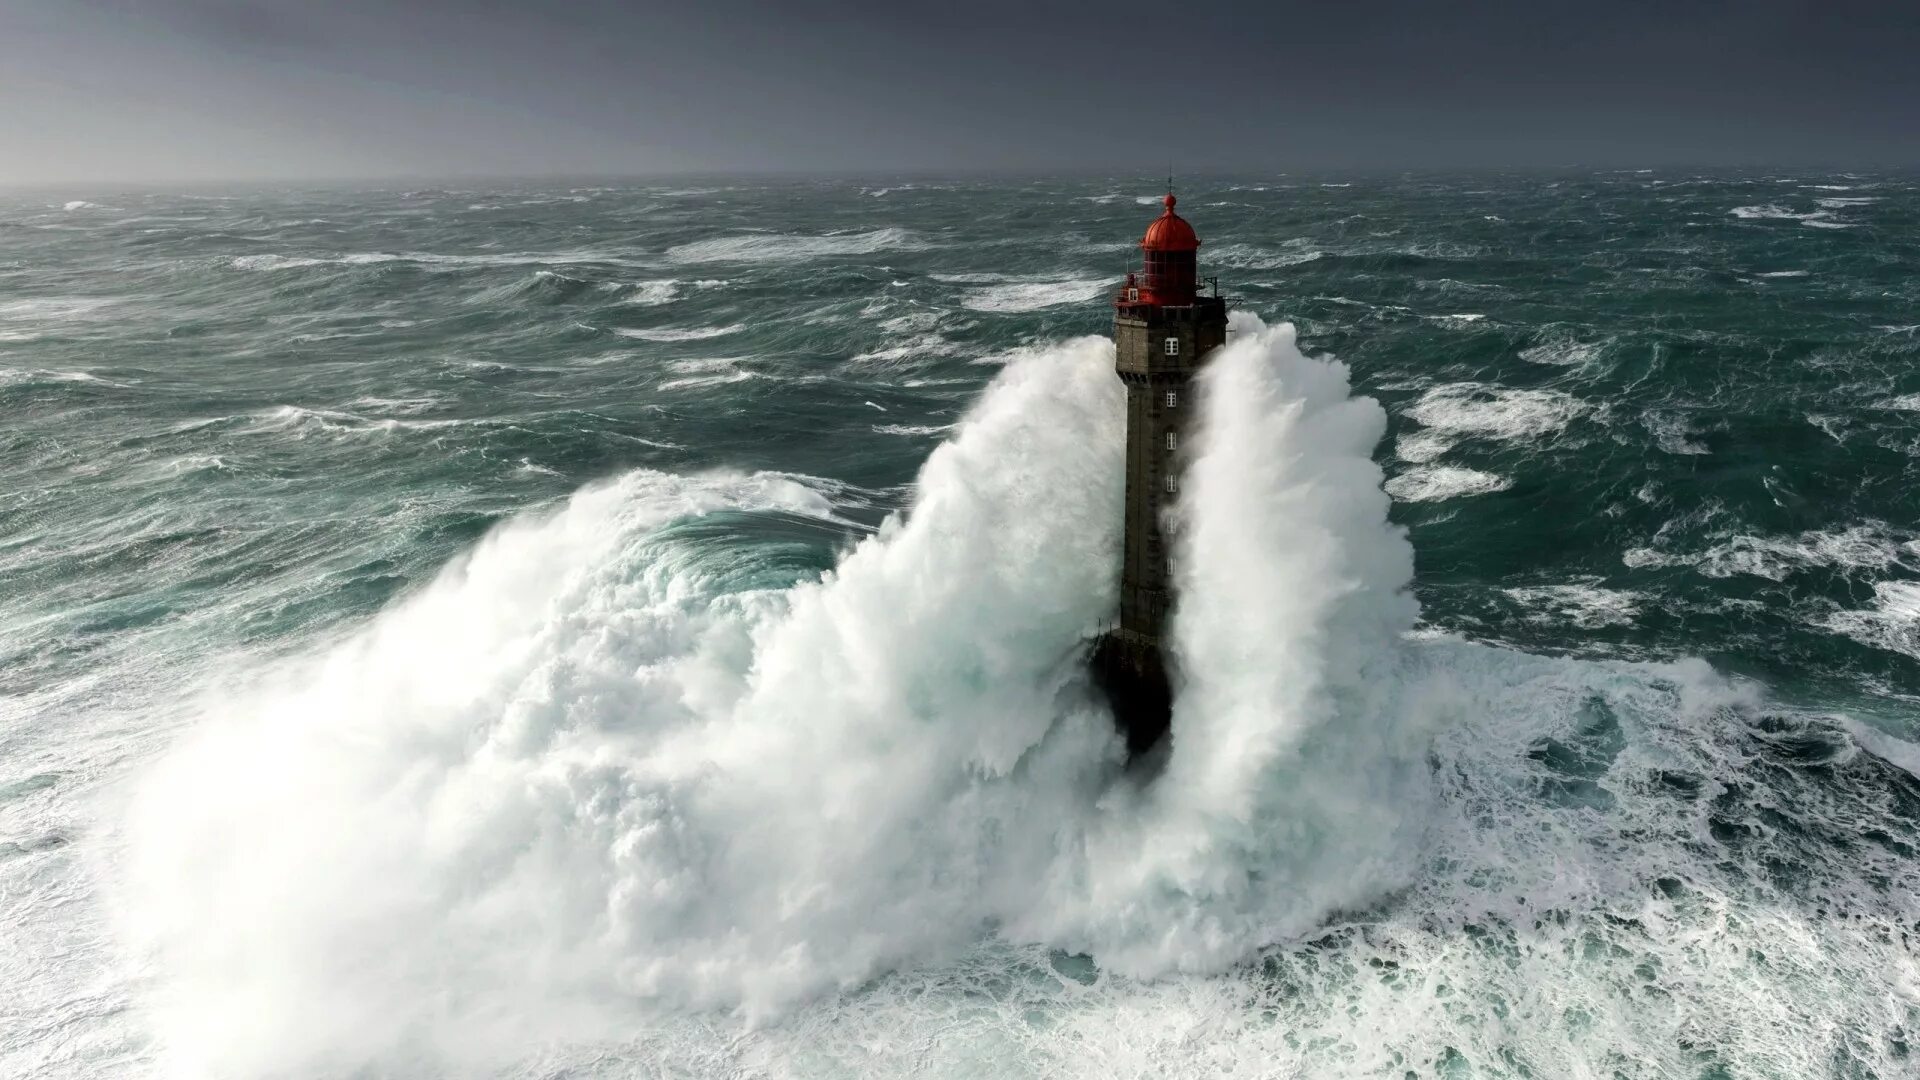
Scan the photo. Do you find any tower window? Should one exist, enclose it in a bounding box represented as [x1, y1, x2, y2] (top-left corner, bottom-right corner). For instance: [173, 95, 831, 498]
[1164, 338, 1180, 356]
[1165, 431, 1177, 450]
[1164, 474, 1178, 493]
[1165, 390, 1178, 408]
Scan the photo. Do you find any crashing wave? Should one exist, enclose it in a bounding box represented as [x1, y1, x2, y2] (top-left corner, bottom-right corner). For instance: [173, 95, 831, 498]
[117, 318, 1920, 1080]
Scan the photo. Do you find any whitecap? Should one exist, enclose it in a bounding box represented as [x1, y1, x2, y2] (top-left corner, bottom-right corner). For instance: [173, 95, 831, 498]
[0, 296, 119, 322]
[1504, 582, 1641, 628]
[232, 250, 648, 272]
[0, 367, 124, 388]
[1393, 429, 1452, 464]
[1384, 465, 1513, 502]
[961, 278, 1110, 313]
[657, 370, 758, 391]
[614, 324, 744, 342]
[1403, 383, 1586, 447]
[851, 334, 964, 365]
[1518, 337, 1603, 366]
[1627, 523, 1920, 581]
[1205, 243, 1325, 270]
[1730, 204, 1825, 222]
[929, 272, 1015, 284]
[1820, 580, 1920, 660]
[665, 227, 914, 264]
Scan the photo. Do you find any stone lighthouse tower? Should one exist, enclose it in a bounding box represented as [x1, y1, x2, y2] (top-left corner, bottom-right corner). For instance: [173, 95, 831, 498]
[1092, 191, 1229, 756]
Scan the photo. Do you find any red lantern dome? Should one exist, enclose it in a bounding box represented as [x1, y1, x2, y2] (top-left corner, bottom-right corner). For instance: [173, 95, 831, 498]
[1125, 191, 1201, 305]
[1141, 192, 1200, 252]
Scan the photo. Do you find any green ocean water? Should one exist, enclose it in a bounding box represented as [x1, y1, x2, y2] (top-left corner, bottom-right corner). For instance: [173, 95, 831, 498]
[4, 173, 1920, 1078]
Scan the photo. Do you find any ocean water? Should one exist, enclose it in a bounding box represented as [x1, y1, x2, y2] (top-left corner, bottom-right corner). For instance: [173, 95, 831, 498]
[4, 173, 1920, 1078]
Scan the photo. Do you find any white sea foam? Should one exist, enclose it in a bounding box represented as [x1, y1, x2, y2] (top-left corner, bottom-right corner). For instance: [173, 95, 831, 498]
[1504, 582, 1641, 628]
[876, 310, 941, 334]
[0, 297, 119, 323]
[623, 280, 682, 306]
[928, 272, 1014, 284]
[1518, 337, 1604, 367]
[960, 278, 1111, 313]
[231, 251, 649, 272]
[1820, 581, 1920, 661]
[656, 357, 759, 390]
[345, 395, 448, 416]
[1394, 429, 1453, 464]
[1205, 243, 1326, 270]
[1754, 270, 1810, 279]
[235, 405, 466, 440]
[0, 367, 124, 388]
[1626, 523, 1920, 581]
[851, 334, 964, 365]
[1384, 465, 1514, 502]
[1642, 410, 1709, 455]
[1401, 383, 1585, 458]
[1729, 204, 1850, 228]
[666, 227, 914, 264]
[614, 324, 744, 342]
[657, 370, 758, 391]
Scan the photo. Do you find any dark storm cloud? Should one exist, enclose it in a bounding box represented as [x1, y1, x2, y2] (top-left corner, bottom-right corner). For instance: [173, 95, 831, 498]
[3, 0, 1917, 184]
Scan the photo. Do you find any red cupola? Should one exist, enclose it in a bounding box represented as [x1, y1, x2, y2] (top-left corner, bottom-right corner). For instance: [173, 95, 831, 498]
[1133, 192, 1201, 306]
[1141, 192, 1199, 253]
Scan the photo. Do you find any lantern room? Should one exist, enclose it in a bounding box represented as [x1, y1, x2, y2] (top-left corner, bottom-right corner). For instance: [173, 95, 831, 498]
[1135, 192, 1200, 306]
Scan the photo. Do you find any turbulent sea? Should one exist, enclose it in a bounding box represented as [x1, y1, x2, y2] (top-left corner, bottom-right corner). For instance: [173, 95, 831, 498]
[5, 173, 1920, 1079]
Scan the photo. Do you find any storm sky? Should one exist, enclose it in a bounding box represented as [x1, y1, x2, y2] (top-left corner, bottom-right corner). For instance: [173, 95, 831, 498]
[5, 0, 1918, 184]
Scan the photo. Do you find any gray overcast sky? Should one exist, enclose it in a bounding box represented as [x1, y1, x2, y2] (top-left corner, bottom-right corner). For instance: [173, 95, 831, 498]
[3, 0, 1918, 185]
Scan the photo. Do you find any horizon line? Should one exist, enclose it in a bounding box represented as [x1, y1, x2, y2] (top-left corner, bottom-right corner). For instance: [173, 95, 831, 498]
[4, 161, 1916, 194]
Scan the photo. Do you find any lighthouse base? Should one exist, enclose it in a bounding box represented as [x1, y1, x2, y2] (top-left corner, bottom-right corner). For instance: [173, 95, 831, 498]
[1090, 629, 1173, 758]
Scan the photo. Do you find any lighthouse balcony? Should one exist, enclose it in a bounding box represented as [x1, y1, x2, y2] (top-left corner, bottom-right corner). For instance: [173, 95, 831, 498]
[1111, 293, 1228, 323]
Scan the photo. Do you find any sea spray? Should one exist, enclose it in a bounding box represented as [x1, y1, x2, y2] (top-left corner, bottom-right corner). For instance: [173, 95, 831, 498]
[119, 319, 1448, 1075]
[119, 335, 1128, 1073]
[1026, 315, 1439, 973]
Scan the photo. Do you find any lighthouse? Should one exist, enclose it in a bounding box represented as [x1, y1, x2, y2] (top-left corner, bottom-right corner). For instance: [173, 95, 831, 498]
[1092, 191, 1229, 756]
